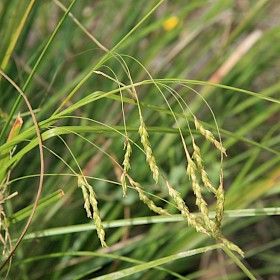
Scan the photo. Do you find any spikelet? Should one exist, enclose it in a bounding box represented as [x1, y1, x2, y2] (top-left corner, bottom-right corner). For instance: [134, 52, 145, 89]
[166, 180, 209, 235]
[121, 139, 132, 196]
[78, 175, 107, 247]
[219, 236, 244, 257]
[194, 116, 226, 156]
[139, 118, 159, 183]
[215, 172, 225, 233]
[186, 158, 214, 233]
[123, 140, 132, 171]
[136, 184, 170, 216]
[128, 177, 169, 216]
[78, 176, 92, 218]
[120, 173, 127, 197]
[192, 142, 217, 194]
[88, 187, 107, 247]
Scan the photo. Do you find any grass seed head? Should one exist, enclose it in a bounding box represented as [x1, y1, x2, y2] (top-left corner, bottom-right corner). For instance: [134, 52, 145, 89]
[131, 180, 169, 216]
[166, 181, 209, 235]
[120, 172, 127, 197]
[191, 142, 217, 194]
[77, 175, 107, 247]
[215, 179, 225, 232]
[121, 139, 132, 196]
[123, 139, 132, 172]
[139, 119, 159, 183]
[194, 116, 227, 155]
[220, 236, 244, 257]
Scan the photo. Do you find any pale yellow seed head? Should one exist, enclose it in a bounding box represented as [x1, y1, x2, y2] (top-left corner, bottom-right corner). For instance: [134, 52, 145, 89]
[139, 120, 159, 183]
[77, 176, 107, 247]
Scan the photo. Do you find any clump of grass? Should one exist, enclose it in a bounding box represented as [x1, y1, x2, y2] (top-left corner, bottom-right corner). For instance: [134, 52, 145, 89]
[1, 1, 279, 279]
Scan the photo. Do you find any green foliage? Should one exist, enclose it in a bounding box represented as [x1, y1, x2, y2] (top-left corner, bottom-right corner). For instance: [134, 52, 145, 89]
[0, 0, 280, 279]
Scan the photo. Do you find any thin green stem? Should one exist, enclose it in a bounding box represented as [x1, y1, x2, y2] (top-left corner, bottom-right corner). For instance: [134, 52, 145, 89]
[53, 0, 165, 114]
[222, 246, 257, 280]
[0, 0, 77, 142]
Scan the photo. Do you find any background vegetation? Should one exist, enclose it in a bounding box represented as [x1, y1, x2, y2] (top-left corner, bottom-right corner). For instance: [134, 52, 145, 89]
[0, 0, 280, 279]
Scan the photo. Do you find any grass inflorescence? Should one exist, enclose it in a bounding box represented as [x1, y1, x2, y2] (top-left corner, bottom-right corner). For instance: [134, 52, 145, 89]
[78, 175, 107, 247]
[0, 1, 279, 279]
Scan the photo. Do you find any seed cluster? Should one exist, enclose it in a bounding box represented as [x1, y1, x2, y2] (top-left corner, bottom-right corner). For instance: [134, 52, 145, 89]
[194, 116, 227, 155]
[78, 176, 107, 247]
[77, 109, 243, 256]
[121, 139, 132, 196]
[139, 118, 159, 183]
[128, 177, 170, 216]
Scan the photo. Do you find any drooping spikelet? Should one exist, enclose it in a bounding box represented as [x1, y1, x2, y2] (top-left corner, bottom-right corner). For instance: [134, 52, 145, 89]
[120, 173, 127, 197]
[139, 117, 159, 183]
[165, 180, 209, 235]
[215, 172, 225, 233]
[78, 176, 92, 218]
[187, 153, 216, 234]
[136, 184, 170, 216]
[121, 139, 132, 196]
[123, 140, 132, 172]
[88, 187, 107, 247]
[192, 142, 217, 194]
[78, 175, 107, 247]
[219, 236, 244, 257]
[194, 116, 226, 156]
[128, 177, 169, 216]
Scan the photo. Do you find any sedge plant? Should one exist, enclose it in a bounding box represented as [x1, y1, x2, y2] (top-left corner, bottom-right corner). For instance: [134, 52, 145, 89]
[0, 1, 280, 279]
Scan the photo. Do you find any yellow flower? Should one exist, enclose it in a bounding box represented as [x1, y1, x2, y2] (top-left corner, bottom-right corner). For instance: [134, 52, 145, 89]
[162, 16, 179, 31]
